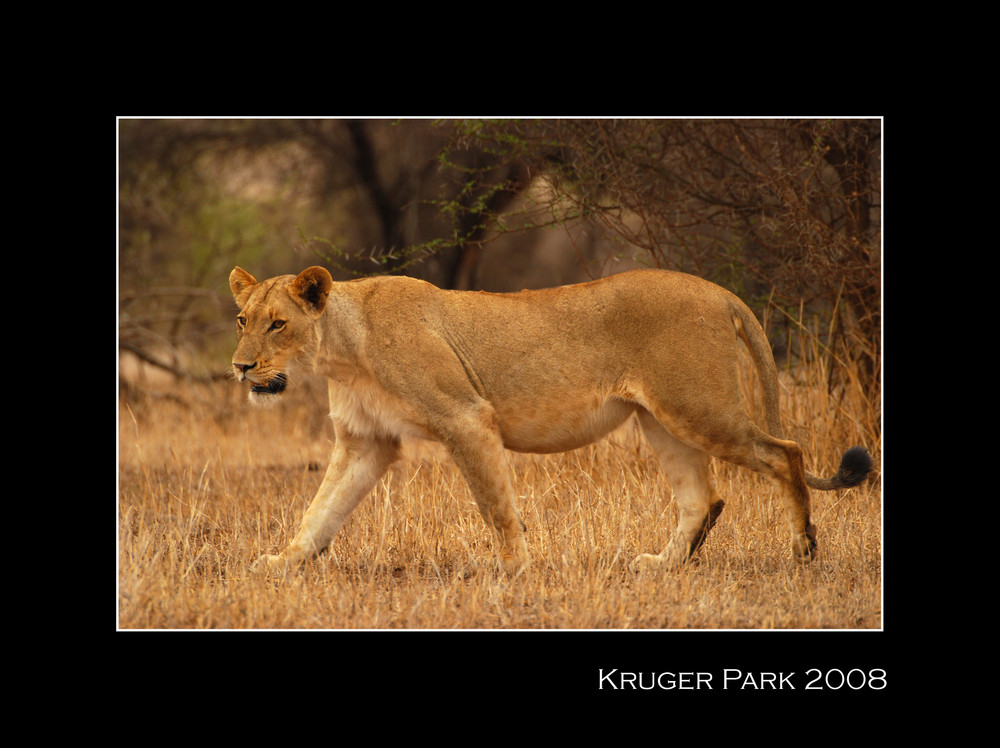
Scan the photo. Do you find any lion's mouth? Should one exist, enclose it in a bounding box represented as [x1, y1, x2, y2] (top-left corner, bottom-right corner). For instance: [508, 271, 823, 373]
[250, 373, 288, 395]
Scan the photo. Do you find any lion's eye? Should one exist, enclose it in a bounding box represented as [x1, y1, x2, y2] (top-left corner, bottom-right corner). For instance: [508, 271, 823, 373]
[269, 320, 286, 332]
[236, 316, 247, 328]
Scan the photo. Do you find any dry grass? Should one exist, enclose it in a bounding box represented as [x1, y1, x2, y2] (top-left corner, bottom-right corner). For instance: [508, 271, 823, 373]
[117, 353, 881, 630]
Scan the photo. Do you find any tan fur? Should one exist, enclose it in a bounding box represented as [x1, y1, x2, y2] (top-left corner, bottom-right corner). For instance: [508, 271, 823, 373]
[229, 265, 872, 576]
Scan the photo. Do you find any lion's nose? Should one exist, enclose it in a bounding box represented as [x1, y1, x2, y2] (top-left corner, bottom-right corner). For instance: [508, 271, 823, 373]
[233, 361, 257, 379]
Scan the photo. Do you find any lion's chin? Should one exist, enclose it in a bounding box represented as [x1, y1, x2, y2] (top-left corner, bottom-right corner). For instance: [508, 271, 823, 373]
[248, 391, 279, 408]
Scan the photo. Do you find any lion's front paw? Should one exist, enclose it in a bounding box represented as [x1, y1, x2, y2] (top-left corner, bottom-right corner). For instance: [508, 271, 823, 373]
[498, 536, 530, 576]
[630, 552, 686, 573]
[500, 554, 530, 577]
[630, 553, 664, 573]
[252, 553, 291, 577]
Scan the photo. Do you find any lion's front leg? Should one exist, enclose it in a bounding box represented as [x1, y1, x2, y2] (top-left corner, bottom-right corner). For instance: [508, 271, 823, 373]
[436, 405, 529, 575]
[254, 430, 400, 575]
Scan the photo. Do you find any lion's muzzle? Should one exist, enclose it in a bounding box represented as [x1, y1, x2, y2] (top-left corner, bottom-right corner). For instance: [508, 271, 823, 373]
[233, 360, 288, 396]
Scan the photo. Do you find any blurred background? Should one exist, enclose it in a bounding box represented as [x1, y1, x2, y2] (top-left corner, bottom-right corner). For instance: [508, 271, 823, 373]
[117, 118, 881, 419]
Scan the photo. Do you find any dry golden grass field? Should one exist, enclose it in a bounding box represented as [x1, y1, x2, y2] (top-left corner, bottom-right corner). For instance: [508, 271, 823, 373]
[117, 348, 881, 631]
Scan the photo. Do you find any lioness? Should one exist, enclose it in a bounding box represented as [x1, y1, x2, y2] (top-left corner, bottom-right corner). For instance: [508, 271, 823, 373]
[230, 265, 872, 575]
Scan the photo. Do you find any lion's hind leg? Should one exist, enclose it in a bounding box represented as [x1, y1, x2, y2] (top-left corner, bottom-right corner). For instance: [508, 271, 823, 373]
[632, 410, 725, 571]
[703, 424, 816, 563]
[645, 408, 816, 566]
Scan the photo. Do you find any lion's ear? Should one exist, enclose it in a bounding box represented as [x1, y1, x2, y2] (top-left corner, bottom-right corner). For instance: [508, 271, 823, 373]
[291, 266, 334, 316]
[229, 267, 258, 307]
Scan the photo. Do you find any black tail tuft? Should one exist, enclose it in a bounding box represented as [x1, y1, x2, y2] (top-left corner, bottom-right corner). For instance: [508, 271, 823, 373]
[835, 446, 873, 488]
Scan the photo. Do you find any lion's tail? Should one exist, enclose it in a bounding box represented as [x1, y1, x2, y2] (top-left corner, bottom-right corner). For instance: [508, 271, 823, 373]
[803, 446, 874, 490]
[730, 300, 873, 492]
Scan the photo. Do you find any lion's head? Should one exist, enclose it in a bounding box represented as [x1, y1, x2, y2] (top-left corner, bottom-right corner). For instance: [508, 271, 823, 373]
[228, 265, 333, 405]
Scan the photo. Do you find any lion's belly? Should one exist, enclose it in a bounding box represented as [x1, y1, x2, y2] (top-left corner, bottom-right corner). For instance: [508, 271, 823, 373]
[329, 371, 637, 454]
[495, 397, 638, 453]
